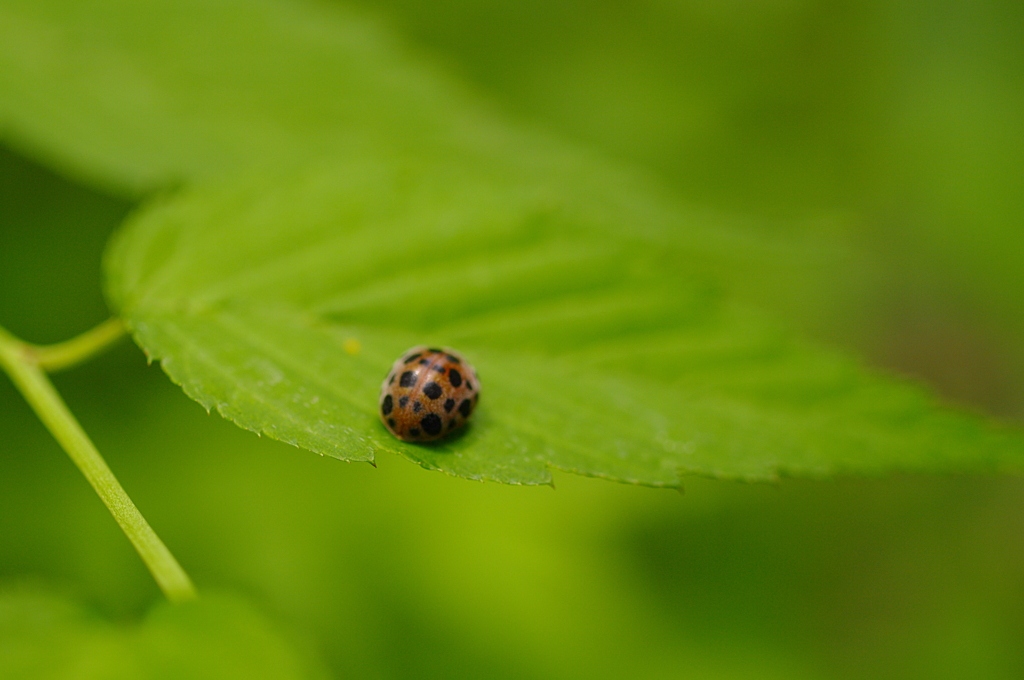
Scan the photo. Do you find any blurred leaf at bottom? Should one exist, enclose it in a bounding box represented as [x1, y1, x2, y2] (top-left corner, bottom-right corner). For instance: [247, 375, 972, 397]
[0, 584, 323, 680]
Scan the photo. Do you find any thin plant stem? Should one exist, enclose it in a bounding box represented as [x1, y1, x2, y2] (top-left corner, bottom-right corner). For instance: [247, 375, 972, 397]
[0, 323, 196, 602]
[27, 317, 128, 372]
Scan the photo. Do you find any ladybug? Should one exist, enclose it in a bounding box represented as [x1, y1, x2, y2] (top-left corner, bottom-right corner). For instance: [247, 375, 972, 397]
[379, 346, 480, 442]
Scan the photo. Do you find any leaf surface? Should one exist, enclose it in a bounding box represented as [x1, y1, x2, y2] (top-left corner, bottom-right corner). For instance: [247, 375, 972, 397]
[1, 0, 1022, 485]
[106, 161, 1024, 485]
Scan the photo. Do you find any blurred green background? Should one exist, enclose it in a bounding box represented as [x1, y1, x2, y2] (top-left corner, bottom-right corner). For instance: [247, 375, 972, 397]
[2, 0, 1023, 678]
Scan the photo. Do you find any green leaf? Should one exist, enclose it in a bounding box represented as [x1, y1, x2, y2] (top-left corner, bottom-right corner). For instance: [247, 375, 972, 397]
[0, 584, 322, 680]
[0, 0, 518, 195]
[104, 161, 1024, 485]
[2, 0, 1022, 485]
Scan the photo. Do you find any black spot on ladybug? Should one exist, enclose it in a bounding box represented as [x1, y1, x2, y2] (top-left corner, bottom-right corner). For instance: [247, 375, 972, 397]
[404, 352, 421, 364]
[448, 369, 462, 387]
[428, 347, 443, 353]
[448, 418, 458, 429]
[381, 394, 393, 416]
[423, 382, 443, 399]
[409, 428, 420, 438]
[445, 354, 461, 364]
[399, 371, 416, 387]
[399, 396, 409, 408]
[413, 401, 422, 413]
[420, 413, 442, 436]
[432, 365, 446, 373]
[466, 380, 473, 390]
[459, 399, 473, 417]
[443, 398, 455, 413]
[388, 373, 395, 385]
[387, 417, 396, 427]
[418, 358, 430, 365]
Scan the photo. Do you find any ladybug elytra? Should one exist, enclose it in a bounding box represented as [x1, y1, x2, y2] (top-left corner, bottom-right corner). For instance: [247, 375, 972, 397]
[379, 346, 479, 442]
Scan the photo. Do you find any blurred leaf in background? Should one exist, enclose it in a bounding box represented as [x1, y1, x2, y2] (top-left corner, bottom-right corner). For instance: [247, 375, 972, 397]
[0, 585, 325, 680]
[2, 0, 1024, 679]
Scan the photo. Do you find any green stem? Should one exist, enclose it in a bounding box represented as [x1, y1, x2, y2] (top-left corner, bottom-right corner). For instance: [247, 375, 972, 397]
[27, 317, 127, 372]
[0, 322, 196, 602]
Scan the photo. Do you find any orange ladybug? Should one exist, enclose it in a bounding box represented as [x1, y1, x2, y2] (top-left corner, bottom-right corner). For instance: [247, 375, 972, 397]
[379, 346, 480, 441]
